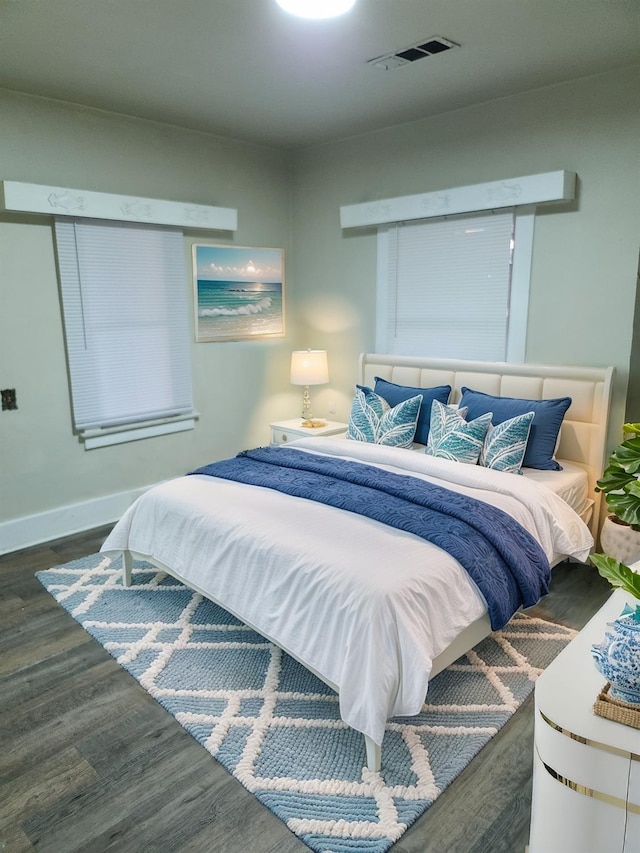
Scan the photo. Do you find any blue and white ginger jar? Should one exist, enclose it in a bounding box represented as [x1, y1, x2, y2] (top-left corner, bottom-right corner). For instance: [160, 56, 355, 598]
[591, 603, 640, 705]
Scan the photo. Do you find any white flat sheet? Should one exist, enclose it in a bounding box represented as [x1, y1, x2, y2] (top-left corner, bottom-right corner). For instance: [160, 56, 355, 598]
[101, 438, 593, 746]
[521, 460, 590, 518]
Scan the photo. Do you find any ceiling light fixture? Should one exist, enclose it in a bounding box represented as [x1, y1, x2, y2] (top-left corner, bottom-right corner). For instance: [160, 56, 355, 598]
[275, 0, 356, 19]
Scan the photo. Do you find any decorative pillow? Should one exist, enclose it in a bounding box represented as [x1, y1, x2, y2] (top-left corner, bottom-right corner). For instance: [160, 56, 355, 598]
[448, 405, 468, 418]
[373, 377, 451, 445]
[426, 399, 493, 464]
[480, 411, 535, 474]
[459, 387, 572, 471]
[346, 385, 421, 448]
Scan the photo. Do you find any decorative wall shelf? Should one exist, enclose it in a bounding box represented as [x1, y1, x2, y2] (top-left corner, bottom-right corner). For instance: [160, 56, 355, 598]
[339, 170, 576, 229]
[0, 181, 237, 231]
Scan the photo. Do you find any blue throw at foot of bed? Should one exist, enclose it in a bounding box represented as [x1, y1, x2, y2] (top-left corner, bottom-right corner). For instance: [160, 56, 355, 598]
[189, 446, 551, 629]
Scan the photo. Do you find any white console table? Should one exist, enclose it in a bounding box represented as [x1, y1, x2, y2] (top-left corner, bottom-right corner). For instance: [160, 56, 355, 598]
[529, 588, 640, 852]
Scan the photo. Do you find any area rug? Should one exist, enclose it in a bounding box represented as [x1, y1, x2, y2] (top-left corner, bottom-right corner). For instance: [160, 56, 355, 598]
[37, 554, 575, 853]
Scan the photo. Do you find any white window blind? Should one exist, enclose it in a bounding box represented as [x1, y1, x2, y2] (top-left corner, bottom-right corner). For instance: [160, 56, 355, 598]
[55, 218, 195, 444]
[378, 210, 515, 361]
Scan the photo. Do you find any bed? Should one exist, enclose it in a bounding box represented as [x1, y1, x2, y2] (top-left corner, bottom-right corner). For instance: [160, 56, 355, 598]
[101, 353, 614, 772]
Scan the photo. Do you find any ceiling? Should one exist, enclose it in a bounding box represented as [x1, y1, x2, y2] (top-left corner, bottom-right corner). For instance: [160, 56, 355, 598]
[1, 0, 638, 149]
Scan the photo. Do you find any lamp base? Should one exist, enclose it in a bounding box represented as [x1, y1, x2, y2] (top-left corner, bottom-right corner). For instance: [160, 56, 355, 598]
[300, 418, 327, 428]
[299, 385, 327, 428]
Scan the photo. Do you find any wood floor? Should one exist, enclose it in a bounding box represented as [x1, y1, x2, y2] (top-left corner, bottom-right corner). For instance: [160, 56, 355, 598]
[1, 526, 612, 853]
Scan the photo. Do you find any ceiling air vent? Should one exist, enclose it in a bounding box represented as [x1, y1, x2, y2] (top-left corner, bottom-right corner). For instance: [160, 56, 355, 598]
[368, 36, 459, 71]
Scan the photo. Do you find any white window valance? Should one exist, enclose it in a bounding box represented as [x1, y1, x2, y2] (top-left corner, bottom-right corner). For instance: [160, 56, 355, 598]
[1, 180, 237, 231]
[340, 170, 575, 229]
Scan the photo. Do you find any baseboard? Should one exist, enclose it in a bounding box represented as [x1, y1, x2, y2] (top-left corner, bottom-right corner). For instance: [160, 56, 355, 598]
[0, 482, 161, 556]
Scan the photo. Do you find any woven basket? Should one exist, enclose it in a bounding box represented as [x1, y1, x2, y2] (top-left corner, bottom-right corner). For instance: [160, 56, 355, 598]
[593, 682, 640, 729]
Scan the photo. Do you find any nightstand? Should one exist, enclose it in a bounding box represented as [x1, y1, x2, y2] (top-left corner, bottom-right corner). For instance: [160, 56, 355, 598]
[528, 586, 640, 852]
[270, 418, 348, 445]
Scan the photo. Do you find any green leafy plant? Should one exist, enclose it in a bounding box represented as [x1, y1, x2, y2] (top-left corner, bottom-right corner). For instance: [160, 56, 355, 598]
[595, 422, 640, 530]
[590, 553, 640, 600]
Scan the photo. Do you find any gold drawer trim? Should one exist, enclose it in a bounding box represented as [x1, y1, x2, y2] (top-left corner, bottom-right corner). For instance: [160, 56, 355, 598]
[542, 760, 640, 814]
[539, 709, 640, 761]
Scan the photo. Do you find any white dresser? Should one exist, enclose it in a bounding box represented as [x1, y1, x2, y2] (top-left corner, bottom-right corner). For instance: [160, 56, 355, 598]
[529, 588, 640, 853]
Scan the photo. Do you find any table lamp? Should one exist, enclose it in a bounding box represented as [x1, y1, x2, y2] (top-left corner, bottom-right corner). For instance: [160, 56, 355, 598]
[290, 349, 329, 427]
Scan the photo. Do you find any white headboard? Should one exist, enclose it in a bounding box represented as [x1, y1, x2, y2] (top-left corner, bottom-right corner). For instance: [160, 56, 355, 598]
[359, 353, 614, 538]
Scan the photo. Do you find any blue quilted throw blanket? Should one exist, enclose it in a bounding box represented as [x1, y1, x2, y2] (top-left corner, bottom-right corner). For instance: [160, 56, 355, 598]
[189, 447, 551, 630]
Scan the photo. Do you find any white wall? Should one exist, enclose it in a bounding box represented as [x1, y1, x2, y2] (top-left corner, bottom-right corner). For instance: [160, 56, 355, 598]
[0, 90, 299, 548]
[291, 67, 640, 447]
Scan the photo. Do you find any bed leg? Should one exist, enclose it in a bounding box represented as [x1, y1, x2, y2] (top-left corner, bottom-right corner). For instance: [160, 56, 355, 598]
[122, 550, 133, 587]
[364, 735, 381, 772]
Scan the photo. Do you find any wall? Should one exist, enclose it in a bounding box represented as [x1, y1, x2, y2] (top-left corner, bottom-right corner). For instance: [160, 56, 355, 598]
[0, 90, 296, 549]
[3, 65, 640, 550]
[291, 66, 640, 451]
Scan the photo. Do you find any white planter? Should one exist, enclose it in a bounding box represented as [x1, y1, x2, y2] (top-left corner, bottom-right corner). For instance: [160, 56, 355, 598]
[600, 515, 640, 564]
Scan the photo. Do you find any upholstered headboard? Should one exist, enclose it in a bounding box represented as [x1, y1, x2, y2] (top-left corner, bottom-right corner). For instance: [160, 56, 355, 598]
[359, 353, 614, 538]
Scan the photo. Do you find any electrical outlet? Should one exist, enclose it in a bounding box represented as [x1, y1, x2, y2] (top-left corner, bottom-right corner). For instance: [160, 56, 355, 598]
[329, 399, 336, 414]
[1, 389, 17, 411]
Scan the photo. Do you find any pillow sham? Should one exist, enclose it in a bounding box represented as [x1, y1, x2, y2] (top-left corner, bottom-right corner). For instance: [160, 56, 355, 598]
[459, 387, 572, 471]
[373, 377, 451, 445]
[480, 411, 535, 474]
[347, 385, 421, 448]
[426, 399, 492, 464]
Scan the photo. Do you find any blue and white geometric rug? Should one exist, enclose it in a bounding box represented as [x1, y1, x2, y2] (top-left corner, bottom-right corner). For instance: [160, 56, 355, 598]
[37, 553, 575, 853]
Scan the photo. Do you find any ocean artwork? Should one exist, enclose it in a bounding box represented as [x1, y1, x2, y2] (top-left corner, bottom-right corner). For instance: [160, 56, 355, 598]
[193, 244, 285, 341]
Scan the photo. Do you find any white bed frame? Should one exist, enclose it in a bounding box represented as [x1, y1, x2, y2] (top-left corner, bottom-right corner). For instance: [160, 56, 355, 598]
[122, 353, 614, 773]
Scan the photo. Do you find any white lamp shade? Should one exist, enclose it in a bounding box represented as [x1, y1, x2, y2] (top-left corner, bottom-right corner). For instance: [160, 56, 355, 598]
[290, 350, 329, 386]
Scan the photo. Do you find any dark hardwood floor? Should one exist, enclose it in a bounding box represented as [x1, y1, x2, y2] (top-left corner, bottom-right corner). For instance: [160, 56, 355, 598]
[0, 527, 612, 852]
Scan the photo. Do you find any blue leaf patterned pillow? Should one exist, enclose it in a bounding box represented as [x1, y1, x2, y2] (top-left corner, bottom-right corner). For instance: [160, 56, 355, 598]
[373, 377, 451, 445]
[426, 399, 492, 464]
[480, 411, 535, 474]
[346, 385, 421, 447]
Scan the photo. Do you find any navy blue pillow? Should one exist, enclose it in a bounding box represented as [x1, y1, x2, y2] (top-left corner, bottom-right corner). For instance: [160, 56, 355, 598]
[459, 387, 572, 471]
[374, 377, 451, 445]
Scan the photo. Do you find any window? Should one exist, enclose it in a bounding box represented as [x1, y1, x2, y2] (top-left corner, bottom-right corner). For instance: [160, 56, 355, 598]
[339, 171, 575, 364]
[378, 211, 516, 361]
[55, 218, 196, 449]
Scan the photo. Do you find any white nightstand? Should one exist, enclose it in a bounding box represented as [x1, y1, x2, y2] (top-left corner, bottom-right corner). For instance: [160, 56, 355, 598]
[269, 418, 348, 445]
[528, 587, 640, 853]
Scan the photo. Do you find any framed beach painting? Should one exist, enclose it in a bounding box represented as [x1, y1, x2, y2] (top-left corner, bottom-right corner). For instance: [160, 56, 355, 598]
[192, 244, 285, 342]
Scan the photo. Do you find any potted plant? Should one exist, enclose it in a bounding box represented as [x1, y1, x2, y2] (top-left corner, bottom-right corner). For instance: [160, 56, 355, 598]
[589, 554, 640, 705]
[590, 553, 640, 601]
[596, 422, 640, 563]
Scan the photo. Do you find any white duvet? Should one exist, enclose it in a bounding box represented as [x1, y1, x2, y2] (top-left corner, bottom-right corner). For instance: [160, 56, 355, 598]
[101, 438, 593, 746]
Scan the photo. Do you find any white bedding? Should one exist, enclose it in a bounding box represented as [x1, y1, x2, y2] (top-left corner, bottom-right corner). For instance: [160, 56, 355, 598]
[521, 460, 591, 518]
[402, 441, 590, 519]
[403, 442, 589, 517]
[101, 438, 593, 747]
